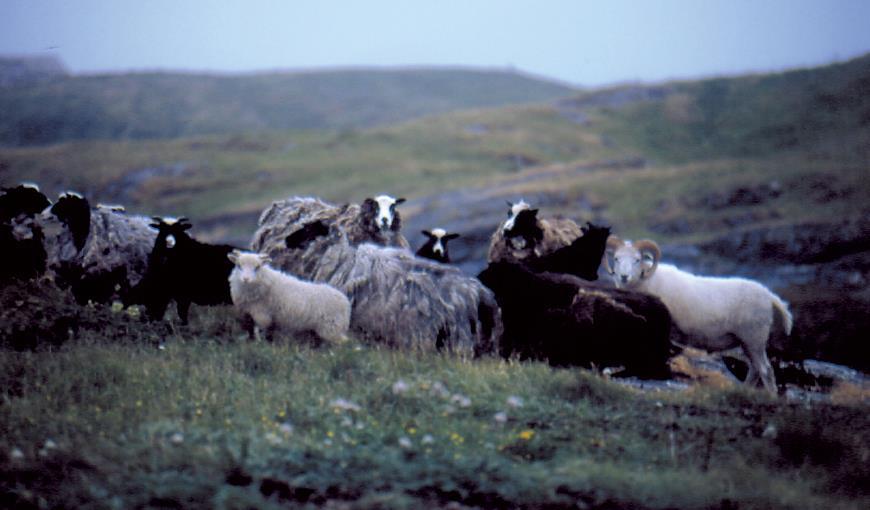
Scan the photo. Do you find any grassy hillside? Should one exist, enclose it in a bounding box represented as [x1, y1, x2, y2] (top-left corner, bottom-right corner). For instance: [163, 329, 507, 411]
[2, 55, 868, 247]
[1, 284, 866, 509]
[591, 54, 870, 163]
[0, 67, 575, 146]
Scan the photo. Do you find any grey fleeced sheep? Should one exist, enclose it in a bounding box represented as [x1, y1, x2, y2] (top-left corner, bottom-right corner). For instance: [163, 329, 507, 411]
[228, 250, 351, 343]
[251, 196, 501, 355]
[487, 200, 582, 264]
[40, 192, 156, 304]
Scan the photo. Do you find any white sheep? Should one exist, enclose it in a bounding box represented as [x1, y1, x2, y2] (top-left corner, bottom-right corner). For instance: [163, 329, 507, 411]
[606, 237, 793, 392]
[228, 250, 351, 343]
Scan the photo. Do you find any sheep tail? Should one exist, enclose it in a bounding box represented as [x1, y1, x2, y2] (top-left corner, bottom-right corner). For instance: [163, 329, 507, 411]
[770, 292, 793, 336]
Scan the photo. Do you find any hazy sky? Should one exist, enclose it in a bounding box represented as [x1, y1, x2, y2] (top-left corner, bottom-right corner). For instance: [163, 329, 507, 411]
[2, 0, 870, 86]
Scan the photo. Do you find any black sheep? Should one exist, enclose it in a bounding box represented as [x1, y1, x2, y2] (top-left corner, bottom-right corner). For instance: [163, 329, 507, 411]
[0, 184, 50, 282]
[416, 229, 460, 264]
[525, 222, 612, 281]
[138, 217, 236, 323]
[477, 261, 676, 379]
[0, 184, 51, 223]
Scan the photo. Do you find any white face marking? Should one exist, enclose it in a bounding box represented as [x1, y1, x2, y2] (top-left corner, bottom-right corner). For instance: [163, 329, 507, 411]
[162, 216, 180, 225]
[502, 200, 530, 233]
[374, 195, 398, 230]
[165, 234, 176, 248]
[430, 228, 447, 255]
[20, 182, 41, 191]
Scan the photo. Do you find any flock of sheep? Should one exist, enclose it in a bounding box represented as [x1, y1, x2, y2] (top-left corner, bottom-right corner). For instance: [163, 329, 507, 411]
[1, 183, 793, 392]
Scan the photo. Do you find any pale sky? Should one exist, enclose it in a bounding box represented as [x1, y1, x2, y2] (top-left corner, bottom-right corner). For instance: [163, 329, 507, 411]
[2, 0, 869, 86]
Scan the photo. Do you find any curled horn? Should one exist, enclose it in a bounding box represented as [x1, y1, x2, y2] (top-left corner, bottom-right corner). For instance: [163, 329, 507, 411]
[602, 235, 624, 274]
[634, 239, 661, 279]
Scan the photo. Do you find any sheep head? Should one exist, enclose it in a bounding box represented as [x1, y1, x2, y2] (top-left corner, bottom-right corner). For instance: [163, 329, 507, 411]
[362, 195, 406, 232]
[47, 191, 91, 251]
[228, 250, 271, 283]
[421, 228, 460, 257]
[501, 199, 531, 233]
[609, 238, 661, 288]
[149, 217, 192, 249]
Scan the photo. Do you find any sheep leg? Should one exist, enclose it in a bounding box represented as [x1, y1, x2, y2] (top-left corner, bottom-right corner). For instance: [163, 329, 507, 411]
[176, 299, 191, 324]
[741, 340, 777, 393]
[239, 313, 256, 340]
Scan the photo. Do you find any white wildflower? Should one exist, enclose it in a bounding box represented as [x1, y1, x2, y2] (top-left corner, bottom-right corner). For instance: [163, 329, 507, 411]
[506, 396, 524, 408]
[392, 379, 410, 395]
[170, 432, 184, 445]
[421, 434, 435, 445]
[10, 447, 24, 460]
[493, 411, 508, 423]
[279, 422, 294, 435]
[43, 439, 58, 450]
[430, 381, 451, 399]
[264, 432, 282, 445]
[398, 436, 413, 449]
[330, 398, 361, 412]
[451, 394, 472, 408]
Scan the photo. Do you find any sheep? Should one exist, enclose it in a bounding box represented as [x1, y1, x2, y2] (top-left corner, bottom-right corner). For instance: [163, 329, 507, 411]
[136, 217, 236, 323]
[0, 184, 51, 282]
[250, 196, 501, 355]
[335, 194, 411, 248]
[416, 228, 460, 263]
[525, 222, 611, 281]
[39, 191, 157, 305]
[487, 201, 583, 264]
[228, 250, 351, 343]
[606, 236, 793, 392]
[477, 261, 675, 378]
[1, 183, 52, 223]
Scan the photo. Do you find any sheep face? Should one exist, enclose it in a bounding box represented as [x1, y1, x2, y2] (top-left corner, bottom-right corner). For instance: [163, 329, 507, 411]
[504, 208, 543, 253]
[501, 200, 530, 233]
[228, 250, 271, 284]
[609, 240, 661, 288]
[149, 217, 192, 250]
[363, 195, 406, 232]
[421, 228, 459, 258]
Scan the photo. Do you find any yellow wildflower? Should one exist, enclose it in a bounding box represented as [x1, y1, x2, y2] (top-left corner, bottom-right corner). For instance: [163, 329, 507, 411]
[518, 429, 535, 440]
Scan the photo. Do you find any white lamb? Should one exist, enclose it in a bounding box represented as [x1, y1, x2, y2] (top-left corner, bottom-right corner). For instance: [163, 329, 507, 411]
[228, 250, 351, 343]
[606, 237, 793, 393]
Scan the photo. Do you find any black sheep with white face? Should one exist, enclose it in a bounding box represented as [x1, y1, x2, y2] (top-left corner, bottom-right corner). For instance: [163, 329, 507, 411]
[416, 228, 460, 264]
[503, 208, 544, 254]
[138, 217, 236, 323]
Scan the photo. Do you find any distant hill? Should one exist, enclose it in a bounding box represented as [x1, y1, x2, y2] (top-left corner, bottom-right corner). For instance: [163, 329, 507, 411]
[0, 55, 68, 88]
[0, 65, 575, 146]
[572, 53, 870, 163]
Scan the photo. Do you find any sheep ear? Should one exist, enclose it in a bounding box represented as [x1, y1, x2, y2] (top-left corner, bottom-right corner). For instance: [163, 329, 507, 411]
[635, 239, 661, 278]
[421, 230, 432, 238]
[227, 250, 240, 264]
[394, 197, 406, 205]
[445, 233, 460, 241]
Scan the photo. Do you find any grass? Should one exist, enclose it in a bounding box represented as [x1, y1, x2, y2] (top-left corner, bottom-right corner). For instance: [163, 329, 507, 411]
[1, 282, 868, 509]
